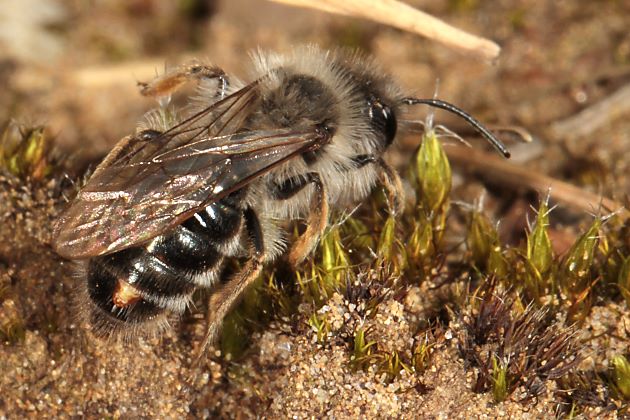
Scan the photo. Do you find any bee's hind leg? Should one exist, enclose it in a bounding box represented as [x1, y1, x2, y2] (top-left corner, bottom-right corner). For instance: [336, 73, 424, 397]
[194, 207, 264, 365]
[138, 62, 229, 100]
[352, 155, 405, 216]
[272, 173, 329, 267]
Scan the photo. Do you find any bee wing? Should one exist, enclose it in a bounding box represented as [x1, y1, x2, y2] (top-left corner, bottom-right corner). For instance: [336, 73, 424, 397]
[53, 82, 329, 259]
[105, 80, 261, 172]
[53, 127, 326, 259]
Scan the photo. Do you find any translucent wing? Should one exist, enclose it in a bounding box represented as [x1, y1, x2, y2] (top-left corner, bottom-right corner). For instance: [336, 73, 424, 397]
[53, 83, 329, 259]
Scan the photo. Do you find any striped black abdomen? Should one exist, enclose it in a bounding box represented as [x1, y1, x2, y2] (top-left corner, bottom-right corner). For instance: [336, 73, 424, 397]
[85, 197, 244, 333]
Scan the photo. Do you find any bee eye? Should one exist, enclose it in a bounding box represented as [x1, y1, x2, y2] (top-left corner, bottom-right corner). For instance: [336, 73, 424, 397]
[369, 99, 397, 146]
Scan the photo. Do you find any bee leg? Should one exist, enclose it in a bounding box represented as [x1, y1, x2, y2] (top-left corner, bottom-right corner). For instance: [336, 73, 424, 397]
[352, 155, 405, 216]
[272, 173, 329, 267]
[138, 63, 229, 100]
[377, 158, 405, 216]
[91, 135, 135, 178]
[194, 207, 265, 365]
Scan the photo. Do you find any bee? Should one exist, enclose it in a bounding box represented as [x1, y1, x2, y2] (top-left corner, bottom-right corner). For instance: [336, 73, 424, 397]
[52, 45, 509, 355]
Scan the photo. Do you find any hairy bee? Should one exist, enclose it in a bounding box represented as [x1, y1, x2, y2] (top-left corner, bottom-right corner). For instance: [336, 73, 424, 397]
[52, 45, 509, 353]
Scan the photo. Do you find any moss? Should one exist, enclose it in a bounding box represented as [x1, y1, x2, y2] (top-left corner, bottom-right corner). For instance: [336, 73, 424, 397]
[350, 326, 376, 370]
[459, 290, 582, 402]
[307, 312, 329, 344]
[411, 331, 436, 374]
[0, 122, 55, 181]
[217, 124, 628, 402]
[611, 355, 630, 401]
[491, 355, 510, 403]
[523, 197, 554, 301]
[556, 371, 614, 416]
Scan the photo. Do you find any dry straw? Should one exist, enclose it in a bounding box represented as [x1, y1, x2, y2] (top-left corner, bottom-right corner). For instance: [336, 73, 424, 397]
[269, 0, 501, 60]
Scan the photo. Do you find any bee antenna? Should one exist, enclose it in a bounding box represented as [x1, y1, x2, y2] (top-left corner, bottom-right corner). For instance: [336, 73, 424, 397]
[402, 97, 511, 158]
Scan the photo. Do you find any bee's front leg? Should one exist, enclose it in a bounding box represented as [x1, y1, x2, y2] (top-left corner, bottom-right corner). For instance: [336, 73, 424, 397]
[138, 62, 229, 100]
[352, 155, 405, 216]
[376, 158, 405, 216]
[272, 173, 329, 267]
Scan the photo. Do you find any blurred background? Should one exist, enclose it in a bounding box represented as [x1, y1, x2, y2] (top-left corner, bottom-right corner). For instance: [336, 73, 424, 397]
[0, 0, 628, 203]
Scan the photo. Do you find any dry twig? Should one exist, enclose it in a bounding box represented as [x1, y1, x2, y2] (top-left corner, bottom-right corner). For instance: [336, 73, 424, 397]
[444, 145, 628, 220]
[551, 82, 630, 139]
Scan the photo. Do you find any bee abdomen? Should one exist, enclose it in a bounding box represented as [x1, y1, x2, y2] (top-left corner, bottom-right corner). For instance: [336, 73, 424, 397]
[85, 198, 245, 332]
[157, 225, 224, 277]
[87, 247, 195, 318]
[86, 256, 169, 330]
